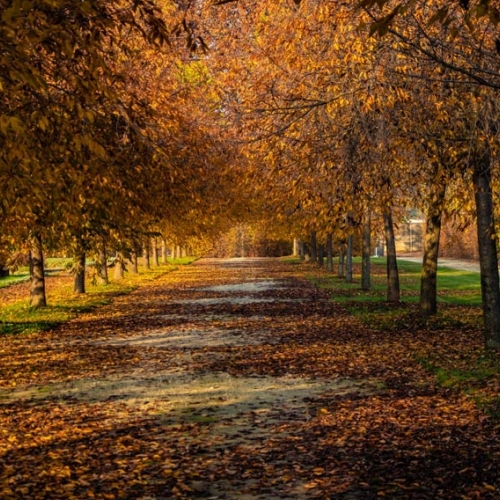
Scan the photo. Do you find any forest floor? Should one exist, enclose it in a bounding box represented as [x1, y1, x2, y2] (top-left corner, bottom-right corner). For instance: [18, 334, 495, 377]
[1, 258, 500, 499]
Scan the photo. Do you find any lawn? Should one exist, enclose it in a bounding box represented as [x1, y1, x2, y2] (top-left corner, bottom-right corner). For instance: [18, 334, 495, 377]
[0, 256, 198, 336]
[283, 255, 500, 419]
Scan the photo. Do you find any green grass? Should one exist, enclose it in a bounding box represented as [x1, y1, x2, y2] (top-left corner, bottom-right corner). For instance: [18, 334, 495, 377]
[416, 354, 500, 417]
[0, 281, 132, 336]
[305, 257, 482, 306]
[301, 257, 483, 333]
[0, 273, 30, 289]
[0, 257, 199, 337]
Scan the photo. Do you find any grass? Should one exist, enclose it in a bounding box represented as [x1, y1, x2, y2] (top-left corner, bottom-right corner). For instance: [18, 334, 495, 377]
[283, 254, 500, 417]
[297, 256, 483, 333]
[0, 273, 30, 289]
[300, 256, 482, 306]
[0, 256, 199, 337]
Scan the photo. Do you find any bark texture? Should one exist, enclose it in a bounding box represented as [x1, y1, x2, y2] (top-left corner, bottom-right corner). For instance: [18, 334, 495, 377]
[361, 214, 371, 290]
[383, 210, 400, 302]
[338, 243, 345, 278]
[473, 148, 500, 350]
[326, 233, 334, 273]
[30, 236, 46, 308]
[74, 252, 86, 294]
[97, 240, 109, 285]
[346, 235, 353, 283]
[420, 177, 446, 317]
[129, 253, 139, 274]
[310, 231, 317, 264]
[144, 243, 151, 270]
[318, 243, 324, 267]
[114, 252, 125, 280]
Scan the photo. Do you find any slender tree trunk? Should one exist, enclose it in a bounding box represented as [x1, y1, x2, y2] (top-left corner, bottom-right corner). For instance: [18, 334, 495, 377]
[114, 252, 125, 280]
[162, 238, 168, 264]
[97, 239, 109, 285]
[338, 242, 346, 278]
[420, 175, 446, 317]
[318, 243, 324, 267]
[361, 213, 371, 290]
[310, 231, 318, 264]
[30, 235, 46, 307]
[129, 252, 139, 274]
[473, 147, 500, 350]
[74, 252, 86, 294]
[326, 233, 334, 273]
[303, 242, 311, 261]
[153, 240, 160, 266]
[346, 235, 353, 283]
[293, 238, 299, 256]
[144, 243, 151, 270]
[383, 209, 400, 302]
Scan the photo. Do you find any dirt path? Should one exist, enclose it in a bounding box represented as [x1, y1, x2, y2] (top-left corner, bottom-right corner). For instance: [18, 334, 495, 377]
[1, 258, 499, 499]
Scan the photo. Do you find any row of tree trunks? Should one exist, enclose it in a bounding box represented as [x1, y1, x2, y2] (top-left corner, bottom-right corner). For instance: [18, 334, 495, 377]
[417, 148, 500, 349]
[297, 210, 398, 299]
[27, 236, 177, 309]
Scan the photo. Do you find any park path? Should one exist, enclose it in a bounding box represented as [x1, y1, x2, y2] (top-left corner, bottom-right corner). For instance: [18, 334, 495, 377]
[0, 258, 378, 500]
[1, 258, 499, 499]
[398, 253, 481, 273]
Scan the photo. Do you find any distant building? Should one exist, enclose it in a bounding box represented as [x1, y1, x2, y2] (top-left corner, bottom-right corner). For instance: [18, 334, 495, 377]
[395, 218, 425, 253]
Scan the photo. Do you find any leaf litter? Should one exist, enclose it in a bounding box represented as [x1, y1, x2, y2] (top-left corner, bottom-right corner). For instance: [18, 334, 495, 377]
[1, 258, 500, 499]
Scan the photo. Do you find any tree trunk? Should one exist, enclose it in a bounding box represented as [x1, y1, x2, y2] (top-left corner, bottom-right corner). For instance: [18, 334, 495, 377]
[30, 235, 46, 308]
[153, 240, 160, 266]
[114, 252, 125, 280]
[346, 235, 353, 283]
[361, 213, 371, 290]
[318, 243, 324, 267]
[310, 231, 318, 264]
[420, 175, 446, 317]
[74, 252, 86, 294]
[293, 238, 299, 256]
[97, 239, 109, 285]
[129, 252, 139, 274]
[473, 147, 500, 350]
[299, 241, 305, 261]
[326, 233, 334, 273]
[143, 243, 151, 270]
[338, 242, 346, 278]
[383, 209, 400, 302]
[162, 238, 168, 264]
